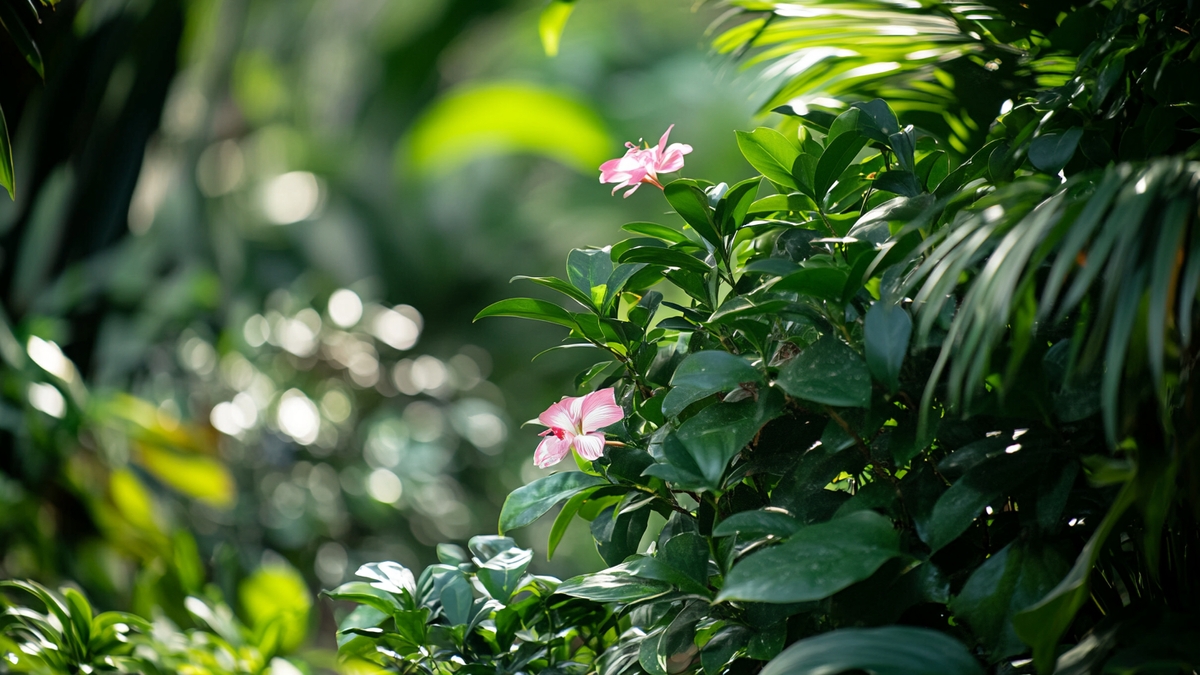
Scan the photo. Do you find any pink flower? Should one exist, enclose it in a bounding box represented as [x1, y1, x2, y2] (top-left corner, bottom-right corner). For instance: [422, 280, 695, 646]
[599, 125, 693, 197]
[533, 388, 625, 468]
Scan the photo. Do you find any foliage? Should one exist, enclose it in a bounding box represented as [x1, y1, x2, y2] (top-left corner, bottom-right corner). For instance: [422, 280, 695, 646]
[339, 1, 1200, 674]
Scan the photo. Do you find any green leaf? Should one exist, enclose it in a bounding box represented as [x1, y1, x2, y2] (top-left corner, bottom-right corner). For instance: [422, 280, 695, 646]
[617, 245, 712, 275]
[717, 510, 902, 603]
[1013, 482, 1136, 673]
[863, 302, 911, 393]
[1028, 128, 1083, 174]
[676, 388, 784, 487]
[950, 541, 1070, 661]
[715, 176, 761, 234]
[850, 99, 900, 144]
[735, 128, 800, 190]
[658, 532, 709, 587]
[712, 509, 802, 538]
[621, 221, 692, 245]
[815, 132, 869, 200]
[919, 451, 1039, 552]
[747, 193, 819, 216]
[776, 336, 871, 408]
[548, 487, 604, 559]
[438, 572, 474, 626]
[702, 625, 751, 675]
[663, 351, 763, 419]
[604, 262, 647, 311]
[772, 267, 849, 302]
[538, 0, 576, 57]
[664, 179, 723, 246]
[0, 0, 43, 78]
[239, 564, 312, 652]
[872, 171, 921, 198]
[0, 105, 13, 200]
[567, 248, 614, 300]
[499, 471, 607, 534]
[556, 561, 672, 602]
[324, 581, 402, 614]
[474, 298, 578, 329]
[592, 503, 651, 566]
[475, 548, 533, 603]
[512, 275, 596, 309]
[708, 296, 793, 325]
[759, 626, 983, 675]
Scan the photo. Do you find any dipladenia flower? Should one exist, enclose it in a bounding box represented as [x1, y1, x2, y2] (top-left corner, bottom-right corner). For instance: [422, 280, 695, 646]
[599, 125, 693, 197]
[533, 388, 625, 468]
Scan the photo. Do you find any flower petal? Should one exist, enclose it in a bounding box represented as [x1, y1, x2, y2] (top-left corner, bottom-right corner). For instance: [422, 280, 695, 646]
[573, 432, 607, 461]
[657, 124, 676, 154]
[579, 388, 624, 432]
[538, 398, 579, 430]
[534, 434, 574, 468]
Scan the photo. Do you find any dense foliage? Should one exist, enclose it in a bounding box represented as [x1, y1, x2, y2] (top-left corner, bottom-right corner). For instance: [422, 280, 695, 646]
[332, 1, 1200, 674]
[3, 0, 1200, 674]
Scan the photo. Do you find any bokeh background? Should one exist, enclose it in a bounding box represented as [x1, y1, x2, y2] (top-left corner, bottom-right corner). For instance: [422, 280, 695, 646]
[0, 0, 758, 645]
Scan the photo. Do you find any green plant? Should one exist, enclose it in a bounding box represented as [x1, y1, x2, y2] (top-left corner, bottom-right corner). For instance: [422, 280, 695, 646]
[336, 1, 1200, 673]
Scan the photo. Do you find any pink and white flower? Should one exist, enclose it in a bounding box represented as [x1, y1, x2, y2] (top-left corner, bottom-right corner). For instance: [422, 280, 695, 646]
[533, 388, 625, 468]
[599, 125, 693, 197]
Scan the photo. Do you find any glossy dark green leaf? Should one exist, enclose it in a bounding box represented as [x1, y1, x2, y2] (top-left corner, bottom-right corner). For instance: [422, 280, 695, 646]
[760, 626, 983, 675]
[556, 561, 672, 602]
[773, 267, 849, 301]
[1028, 128, 1083, 173]
[474, 298, 577, 329]
[567, 248, 614, 302]
[1013, 483, 1136, 673]
[702, 625, 751, 675]
[712, 509, 802, 538]
[872, 171, 921, 198]
[475, 548, 532, 603]
[951, 541, 1070, 661]
[864, 302, 911, 393]
[621, 221, 692, 245]
[735, 128, 800, 190]
[499, 471, 607, 534]
[815, 132, 869, 199]
[658, 532, 709, 586]
[604, 263, 648, 311]
[708, 296, 793, 325]
[617, 245, 711, 275]
[850, 99, 901, 145]
[717, 510, 902, 603]
[715, 176, 761, 234]
[889, 126, 916, 173]
[663, 180, 723, 246]
[438, 572, 474, 626]
[592, 503, 651, 566]
[776, 336, 871, 408]
[663, 351, 762, 419]
[676, 388, 784, 487]
[919, 450, 1039, 552]
[512, 275, 596, 309]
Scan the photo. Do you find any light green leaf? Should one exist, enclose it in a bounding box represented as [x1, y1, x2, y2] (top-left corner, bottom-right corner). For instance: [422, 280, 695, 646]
[404, 83, 610, 175]
[735, 128, 800, 190]
[539, 0, 577, 57]
[474, 297, 578, 329]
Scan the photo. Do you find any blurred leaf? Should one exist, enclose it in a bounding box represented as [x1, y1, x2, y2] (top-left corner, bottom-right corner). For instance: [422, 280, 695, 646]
[109, 469, 160, 533]
[404, 83, 610, 175]
[760, 626, 982, 675]
[239, 564, 312, 653]
[499, 471, 606, 534]
[0, 105, 13, 199]
[539, 0, 576, 57]
[136, 445, 235, 509]
[0, 0, 43, 78]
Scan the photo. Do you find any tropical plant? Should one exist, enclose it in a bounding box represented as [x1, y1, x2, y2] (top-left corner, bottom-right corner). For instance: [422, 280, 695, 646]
[335, 0, 1200, 673]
